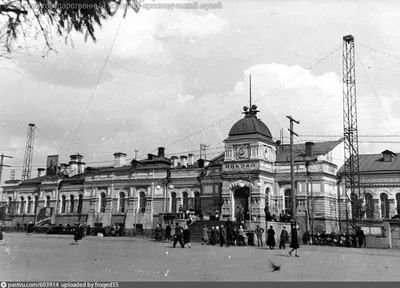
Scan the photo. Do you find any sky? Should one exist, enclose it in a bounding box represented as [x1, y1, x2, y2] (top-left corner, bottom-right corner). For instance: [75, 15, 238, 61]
[1, 0, 400, 183]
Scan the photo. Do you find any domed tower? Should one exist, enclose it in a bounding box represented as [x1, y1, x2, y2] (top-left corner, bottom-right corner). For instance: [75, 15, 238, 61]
[219, 75, 277, 229]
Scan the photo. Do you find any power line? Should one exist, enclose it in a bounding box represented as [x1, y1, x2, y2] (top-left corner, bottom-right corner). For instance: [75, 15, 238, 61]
[65, 16, 124, 157]
[299, 134, 400, 138]
[359, 43, 400, 62]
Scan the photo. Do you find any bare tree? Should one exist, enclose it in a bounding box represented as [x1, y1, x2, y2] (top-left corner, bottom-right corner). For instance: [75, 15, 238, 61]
[0, 0, 140, 57]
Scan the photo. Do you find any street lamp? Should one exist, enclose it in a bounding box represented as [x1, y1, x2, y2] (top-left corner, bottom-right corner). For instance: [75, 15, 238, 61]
[156, 182, 174, 227]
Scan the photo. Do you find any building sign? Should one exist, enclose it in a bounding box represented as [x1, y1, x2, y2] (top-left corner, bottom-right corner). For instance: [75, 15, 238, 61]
[36, 207, 54, 225]
[223, 162, 259, 171]
[46, 155, 59, 176]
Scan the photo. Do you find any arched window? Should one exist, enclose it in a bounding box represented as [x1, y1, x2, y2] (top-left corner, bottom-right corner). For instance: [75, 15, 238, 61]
[139, 192, 146, 213]
[194, 192, 200, 211]
[265, 187, 271, 207]
[34, 196, 39, 214]
[351, 192, 358, 219]
[380, 193, 389, 218]
[365, 193, 374, 219]
[7, 197, 12, 214]
[77, 195, 83, 214]
[171, 192, 177, 213]
[46, 196, 51, 207]
[182, 192, 188, 209]
[284, 189, 291, 211]
[396, 193, 400, 216]
[100, 193, 106, 213]
[27, 196, 32, 214]
[19, 196, 25, 214]
[70, 195, 74, 213]
[119, 192, 126, 213]
[61, 195, 66, 214]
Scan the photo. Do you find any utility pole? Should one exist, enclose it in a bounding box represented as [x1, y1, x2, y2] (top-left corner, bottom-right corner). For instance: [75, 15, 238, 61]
[337, 175, 342, 233]
[0, 154, 13, 190]
[134, 150, 138, 160]
[287, 116, 300, 219]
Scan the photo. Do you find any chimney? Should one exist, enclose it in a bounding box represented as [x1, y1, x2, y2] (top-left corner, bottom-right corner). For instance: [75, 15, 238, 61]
[158, 147, 165, 157]
[77, 162, 85, 174]
[37, 168, 45, 177]
[69, 154, 81, 176]
[188, 154, 195, 166]
[60, 164, 70, 176]
[113, 152, 127, 168]
[305, 142, 314, 157]
[171, 156, 179, 168]
[148, 154, 154, 160]
[198, 159, 204, 168]
[180, 155, 188, 168]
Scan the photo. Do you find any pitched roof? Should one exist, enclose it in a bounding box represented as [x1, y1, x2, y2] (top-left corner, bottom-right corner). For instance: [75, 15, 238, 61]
[338, 152, 400, 174]
[275, 138, 343, 162]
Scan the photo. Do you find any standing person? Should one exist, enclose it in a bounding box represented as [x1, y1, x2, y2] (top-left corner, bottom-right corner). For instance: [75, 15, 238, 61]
[226, 222, 234, 246]
[215, 226, 220, 244]
[73, 223, 84, 245]
[201, 225, 209, 245]
[173, 222, 184, 248]
[289, 225, 300, 257]
[237, 225, 245, 246]
[26, 221, 34, 235]
[279, 226, 289, 249]
[210, 227, 216, 245]
[266, 226, 276, 250]
[155, 224, 162, 241]
[183, 226, 191, 248]
[302, 230, 310, 245]
[165, 223, 172, 243]
[356, 227, 366, 248]
[0, 224, 5, 245]
[255, 225, 264, 247]
[219, 225, 228, 247]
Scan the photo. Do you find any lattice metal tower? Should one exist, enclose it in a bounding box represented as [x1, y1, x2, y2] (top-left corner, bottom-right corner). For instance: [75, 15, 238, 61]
[21, 123, 36, 181]
[342, 35, 361, 220]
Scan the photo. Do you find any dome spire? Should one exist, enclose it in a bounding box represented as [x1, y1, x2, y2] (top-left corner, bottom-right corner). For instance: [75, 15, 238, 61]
[242, 74, 260, 117]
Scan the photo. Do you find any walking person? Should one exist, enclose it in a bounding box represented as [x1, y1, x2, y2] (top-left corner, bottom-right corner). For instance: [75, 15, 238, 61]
[183, 226, 191, 248]
[219, 225, 228, 247]
[289, 225, 300, 257]
[173, 222, 185, 248]
[356, 227, 366, 248]
[279, 226, 289, 249]
[266, 226, 276, 250]
[165, 223, 172, 243]
[73, 223, 84, 245]
[255, 225, 264, 247]
[201, 225, 209, 245]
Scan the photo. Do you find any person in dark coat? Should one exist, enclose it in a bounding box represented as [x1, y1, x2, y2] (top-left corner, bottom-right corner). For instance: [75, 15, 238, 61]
[219, 225, 228, 247]
[266, 226, 276, 249]
[210, 227, 216, 245]
[155, 224, 162, 241]
[165, 224, 172, 242]
[289, 225, 300, 257]
[26, 221, 34, 235]
[73, 223, 84, 245]
[279, 226, 289, 249]
[183, 227, 191, 248]
[356, 227, 366, 248]
[0, 224, 5, 245]
[226, 222, 234, 246]
[302, 231, 310, 245]
[173, 222, 184, 248]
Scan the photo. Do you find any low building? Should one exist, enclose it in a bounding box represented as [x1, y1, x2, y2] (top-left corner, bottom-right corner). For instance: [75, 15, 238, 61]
[1, 103, 346, 235]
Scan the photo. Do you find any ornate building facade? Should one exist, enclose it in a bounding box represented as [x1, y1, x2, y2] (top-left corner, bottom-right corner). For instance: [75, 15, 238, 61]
[1, 103, 350, 234]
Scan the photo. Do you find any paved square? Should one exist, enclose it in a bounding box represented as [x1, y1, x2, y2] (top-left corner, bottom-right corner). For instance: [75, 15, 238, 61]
[1, 233, 400, 281]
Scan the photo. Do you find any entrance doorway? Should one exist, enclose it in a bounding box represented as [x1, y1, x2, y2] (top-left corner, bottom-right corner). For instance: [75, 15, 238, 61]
[234, 187, 250, 221]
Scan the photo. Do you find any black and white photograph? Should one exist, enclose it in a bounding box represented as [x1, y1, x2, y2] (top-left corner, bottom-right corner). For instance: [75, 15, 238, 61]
[1, 0, 400, 283]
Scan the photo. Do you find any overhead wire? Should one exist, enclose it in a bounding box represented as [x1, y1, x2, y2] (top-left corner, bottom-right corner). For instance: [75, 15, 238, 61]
[65, 15, 125, 157]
